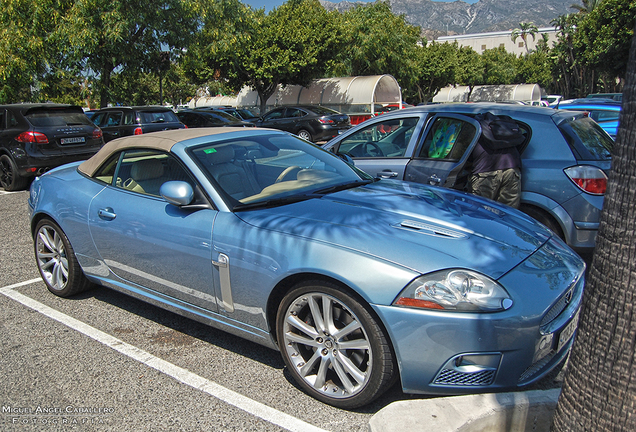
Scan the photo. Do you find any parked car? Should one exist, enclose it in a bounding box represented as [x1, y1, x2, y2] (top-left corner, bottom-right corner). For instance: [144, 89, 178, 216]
[29, 128, 584, 409]
[251, 105, 351, 142]
[91, 106, 185, 142]
[555, 98, 621, 139]
[0, 103, 104, 191]
[212, 106, 260, 122]
[323, 103, 613, 254]
[586, 93, 622, 102]
[176, 109, 256, 128]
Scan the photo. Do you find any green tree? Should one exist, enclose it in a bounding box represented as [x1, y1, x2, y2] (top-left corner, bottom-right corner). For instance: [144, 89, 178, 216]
[56, 0, 196, 107]
[552, 22, 636, 432]
[511, 22, 539, 54]
[574, 0, 636, 90]
[570, 0, 604, 14]
[481, 47, 519, 85]
[186, 0, 344, 115]
[0, 0, 73, 103]
[329, 1, 420, 91]
[455, 46, 483, 101]
[410, 41, 459, 104]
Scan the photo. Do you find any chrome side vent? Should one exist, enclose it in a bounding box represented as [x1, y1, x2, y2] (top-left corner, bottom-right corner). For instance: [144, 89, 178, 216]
[397, 220, 468, 239]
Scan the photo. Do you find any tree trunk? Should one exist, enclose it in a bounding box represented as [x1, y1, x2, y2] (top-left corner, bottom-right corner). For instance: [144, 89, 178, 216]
[99, 60, 114, 108]
[552, 24, 636, 432]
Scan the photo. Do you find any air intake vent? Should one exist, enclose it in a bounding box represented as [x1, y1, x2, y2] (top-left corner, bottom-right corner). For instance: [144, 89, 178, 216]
[434, 369, 496, 386]
[397, 220, 468, 239]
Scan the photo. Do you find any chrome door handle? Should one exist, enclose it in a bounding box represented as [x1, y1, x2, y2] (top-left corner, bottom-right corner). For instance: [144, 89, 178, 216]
[98, 207, 116, 220]
[377, 170, 398, 179]
[428, 174, 441, 185]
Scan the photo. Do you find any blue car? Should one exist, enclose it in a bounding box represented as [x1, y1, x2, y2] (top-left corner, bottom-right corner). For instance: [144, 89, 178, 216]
[28, 128, 584, 408]
[555, 98, 621, 139]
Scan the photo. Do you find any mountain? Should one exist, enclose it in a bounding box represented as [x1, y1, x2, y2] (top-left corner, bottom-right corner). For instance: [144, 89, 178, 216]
[320, 0, 575, 36]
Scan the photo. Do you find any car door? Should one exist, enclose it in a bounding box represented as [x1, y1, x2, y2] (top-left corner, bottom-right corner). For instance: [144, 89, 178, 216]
[95, 111, 126, 142]
[258, 108, 287, 131]
[330, 115, 425, 180]
[404, 114, 482, 189]
[87, 149, 219, 311]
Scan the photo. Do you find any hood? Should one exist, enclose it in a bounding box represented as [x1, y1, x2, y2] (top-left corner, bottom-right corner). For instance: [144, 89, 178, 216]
[237, 180, 552, 279]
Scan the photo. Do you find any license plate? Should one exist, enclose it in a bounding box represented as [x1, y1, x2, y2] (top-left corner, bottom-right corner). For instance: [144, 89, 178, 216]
[557, 311, 580, 352]
[60, 137, 86, 145]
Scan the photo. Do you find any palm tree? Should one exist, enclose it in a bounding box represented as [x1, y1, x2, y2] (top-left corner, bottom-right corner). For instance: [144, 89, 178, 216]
[511, 22, 539, 54]
[552, 26, 636, 432]
[571, 0, 603, 14]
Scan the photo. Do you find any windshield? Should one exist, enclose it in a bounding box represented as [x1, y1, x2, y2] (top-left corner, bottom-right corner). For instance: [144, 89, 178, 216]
[26, 108, 94, 127]
[190, 133, 371, 210]
[558, 116, 613, 160]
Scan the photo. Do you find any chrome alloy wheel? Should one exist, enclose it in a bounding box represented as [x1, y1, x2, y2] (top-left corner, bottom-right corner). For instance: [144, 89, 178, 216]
[281, 292, 372, 399]
[36, 225, 69, 291]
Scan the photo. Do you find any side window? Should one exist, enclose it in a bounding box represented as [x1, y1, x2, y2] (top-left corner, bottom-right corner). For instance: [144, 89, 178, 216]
[107, 112, 123, 127]
[123, 111, 135, 125]
[0, 111, 5, 129]
[337, 117, 419, 158]
[288, 108, 305, 118]
[8, 111, 19, 127]
[92, 112, 106, 127]
[419, 117, 477, 160]
[264, 109, 284, 121]
[115, 149, 193, 197]
[93, 152, 121, 185]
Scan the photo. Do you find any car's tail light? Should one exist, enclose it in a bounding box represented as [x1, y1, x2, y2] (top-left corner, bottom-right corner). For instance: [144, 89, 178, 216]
[564, 166, 607, 195]
[92, 128, 103, 139]
[318, 118, 334, 124]
[15, 131, 49, 144]
[134, 127, 143, 135]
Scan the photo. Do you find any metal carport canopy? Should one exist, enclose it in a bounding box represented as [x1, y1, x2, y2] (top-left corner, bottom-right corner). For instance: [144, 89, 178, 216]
[236, 75, 402, 116]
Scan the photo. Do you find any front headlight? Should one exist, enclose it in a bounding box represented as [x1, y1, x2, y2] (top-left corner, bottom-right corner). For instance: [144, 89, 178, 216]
[393, 269, 513, 312]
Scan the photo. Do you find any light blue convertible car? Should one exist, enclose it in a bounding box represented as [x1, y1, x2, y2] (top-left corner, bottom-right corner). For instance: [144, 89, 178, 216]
[28, 128, 585, 409]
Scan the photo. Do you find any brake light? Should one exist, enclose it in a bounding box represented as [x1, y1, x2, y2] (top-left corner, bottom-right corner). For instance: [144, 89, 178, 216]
[15, 131, 49, 144]
[564, 166, 607, 195]
[318, 118, 334, 124]
[134, 127, 143, 135]
[92, 128, 103, 139]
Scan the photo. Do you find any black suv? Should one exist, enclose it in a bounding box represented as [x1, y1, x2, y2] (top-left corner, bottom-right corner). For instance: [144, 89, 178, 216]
[1, 104, 104, 191]
[91, 106, 185, 143]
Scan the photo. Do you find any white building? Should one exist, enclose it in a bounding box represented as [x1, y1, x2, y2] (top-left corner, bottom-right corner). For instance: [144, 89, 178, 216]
[436, 27, 558, 56]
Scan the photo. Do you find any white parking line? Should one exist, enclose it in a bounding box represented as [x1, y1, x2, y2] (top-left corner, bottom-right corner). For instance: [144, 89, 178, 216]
[1, 279, 329, 432]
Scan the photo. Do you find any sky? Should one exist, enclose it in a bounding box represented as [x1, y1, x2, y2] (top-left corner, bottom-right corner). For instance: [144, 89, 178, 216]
[245, 0, 478, 12]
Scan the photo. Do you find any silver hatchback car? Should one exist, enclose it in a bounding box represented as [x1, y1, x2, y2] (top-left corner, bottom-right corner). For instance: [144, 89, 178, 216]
[324, 103, 613, 253]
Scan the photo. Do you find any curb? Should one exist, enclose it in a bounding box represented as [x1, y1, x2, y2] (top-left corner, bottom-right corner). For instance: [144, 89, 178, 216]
[368, 389, 561, 432]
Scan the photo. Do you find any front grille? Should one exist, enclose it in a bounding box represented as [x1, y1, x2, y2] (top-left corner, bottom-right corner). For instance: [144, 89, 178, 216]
[518, 350, 556, 383]
[434, 369, 496, 386]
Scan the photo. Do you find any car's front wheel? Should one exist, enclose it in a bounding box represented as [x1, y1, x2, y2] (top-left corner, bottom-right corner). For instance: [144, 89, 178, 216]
[276, 281, 396, 408]
[34, 218, 92, 297]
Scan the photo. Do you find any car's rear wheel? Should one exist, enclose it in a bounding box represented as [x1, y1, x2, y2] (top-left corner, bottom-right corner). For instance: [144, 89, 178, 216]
[296, 129, 312, 142]
[0, 154, 29, 191]
[521, 205, 564, 239]
[276, 281, 396, 409]
[34, 218, 92, 297]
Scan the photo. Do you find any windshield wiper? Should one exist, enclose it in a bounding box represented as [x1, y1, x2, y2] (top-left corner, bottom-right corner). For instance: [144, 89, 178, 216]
[312, 180, 373, 195]
[233, 193, 321, 211]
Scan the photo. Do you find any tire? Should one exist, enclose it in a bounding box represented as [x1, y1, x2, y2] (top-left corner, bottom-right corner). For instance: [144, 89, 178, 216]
[0, 154, 29, 191]
[296, 129, 312, 142]
[276, 281, 396, 409]
[34, 218, 92, 297]
[520, 205, 564, 239]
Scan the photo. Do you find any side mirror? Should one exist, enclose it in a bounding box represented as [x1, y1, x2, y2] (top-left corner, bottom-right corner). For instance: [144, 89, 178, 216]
[160, 181, 194, 206]
[337, 153, 355, 166]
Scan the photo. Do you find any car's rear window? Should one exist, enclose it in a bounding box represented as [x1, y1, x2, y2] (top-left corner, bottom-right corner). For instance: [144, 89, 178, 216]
[25, 109, 93, 127]
[311, 106, 339, 115]
[139, 110, 180, 124]
[558, 116, 613, 160]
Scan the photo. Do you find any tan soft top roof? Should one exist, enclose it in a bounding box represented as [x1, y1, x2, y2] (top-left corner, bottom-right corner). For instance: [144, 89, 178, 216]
[78, 128, 248, 177]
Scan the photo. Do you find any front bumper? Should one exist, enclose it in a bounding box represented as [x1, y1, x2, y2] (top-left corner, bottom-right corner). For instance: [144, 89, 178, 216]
[373, 236, 585, 395]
